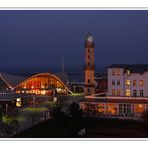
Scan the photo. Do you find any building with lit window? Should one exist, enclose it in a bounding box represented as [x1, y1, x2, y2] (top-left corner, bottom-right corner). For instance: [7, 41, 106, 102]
[107, 64, 148, 97]
[0, 72, 70, 115]
[80, 64, 148, 118]
[0, 72, 69, 95]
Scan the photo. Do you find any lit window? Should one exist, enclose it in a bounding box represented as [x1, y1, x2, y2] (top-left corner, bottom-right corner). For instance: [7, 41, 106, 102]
[125, 80, 130, 86]
[140, 80, 144, 86]
[125, 89, 130, 96]
[41, 90, 46, 95]
[117, 80, 120, 85]
[41, 85, 45, 89]
[16, 98, 21, 107]
[133, 80, 136, 86]
[135, 104, 144, 113]
[127, 70, 130, 76]
[112, 89, 115, 96]
[112, 80, 115, 85]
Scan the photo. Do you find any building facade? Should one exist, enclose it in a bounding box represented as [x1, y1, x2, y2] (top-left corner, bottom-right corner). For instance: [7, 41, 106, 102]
[95, 74, 108, 94]
[108, 64, 148, 97]
[0, 72, 69, 96]
[80, 98, 148, 118]
[80, 64, 148, 119]
[84, 33, 95, 95]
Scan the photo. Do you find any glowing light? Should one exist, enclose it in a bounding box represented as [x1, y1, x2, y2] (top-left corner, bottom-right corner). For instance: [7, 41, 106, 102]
[41, 85, 45, 89]
[125, 80, 130, 86]
[53, 97, 57, 102]
[56, 88, 62, 92]
[41, 90, 46, 95]
[127, 70, 130, 75]
[125, 89, 130, 96]
[139, 104, 142, 108]
[16, 98, 21, 107]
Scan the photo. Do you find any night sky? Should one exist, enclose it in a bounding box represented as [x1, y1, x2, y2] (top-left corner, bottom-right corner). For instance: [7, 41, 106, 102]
[1, 10, 148, 72]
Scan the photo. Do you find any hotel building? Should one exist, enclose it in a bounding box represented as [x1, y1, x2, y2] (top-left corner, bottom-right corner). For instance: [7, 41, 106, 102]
[108, 64, 148, 98]
[80, 64, 148, 119]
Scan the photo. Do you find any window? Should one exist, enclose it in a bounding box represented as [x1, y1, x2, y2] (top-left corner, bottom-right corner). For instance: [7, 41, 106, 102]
[112, 69, 116, 76]
[16, 98, 22, 107]
[112, 80, 115, 85]
[88, 55, 90, 59]
[133, 90, 137, 97]
[140, 80, 144, 86]
[135, 104, 144, 113]
[116, 90, 120, 96]
[88, 49, 90, 53]
[125, 80, 130, 86]
[112, 89, 115, 96]
[88, 79, 90, 83]
[133, 80, 136, 86]
[127, 70, 130, 76]
[140, 90, 144, 97]
[116, 70, 120, 76]
[125, 89, 130, 96]
[88, 88, 90, 93]
[117, 80, 120, 85]
[88, 62, 90, 65]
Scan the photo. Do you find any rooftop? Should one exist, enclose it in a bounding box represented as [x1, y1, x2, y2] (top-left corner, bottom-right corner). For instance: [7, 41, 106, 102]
[107, 64, 148, 73]
[0, 72, 68, 88]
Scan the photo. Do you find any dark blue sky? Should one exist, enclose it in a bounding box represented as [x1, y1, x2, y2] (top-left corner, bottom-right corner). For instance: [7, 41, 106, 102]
[0, 10, 148, 71]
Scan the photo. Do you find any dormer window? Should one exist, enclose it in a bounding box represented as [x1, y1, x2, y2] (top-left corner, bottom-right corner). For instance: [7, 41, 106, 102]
[112, 69, 116, 76]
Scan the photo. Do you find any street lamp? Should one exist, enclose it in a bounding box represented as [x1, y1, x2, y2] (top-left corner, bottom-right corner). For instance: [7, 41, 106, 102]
[5, 104, 8, 115]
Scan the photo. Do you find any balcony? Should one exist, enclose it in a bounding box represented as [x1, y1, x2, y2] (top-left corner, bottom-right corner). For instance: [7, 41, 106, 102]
[84, 65, 95, 70]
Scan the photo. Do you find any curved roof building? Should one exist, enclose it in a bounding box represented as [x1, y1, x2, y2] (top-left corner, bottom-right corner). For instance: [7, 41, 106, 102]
[0, 72, 69, 95]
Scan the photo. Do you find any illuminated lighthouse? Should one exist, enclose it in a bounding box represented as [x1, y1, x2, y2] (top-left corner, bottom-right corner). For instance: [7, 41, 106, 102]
[84, 32, 95, 95]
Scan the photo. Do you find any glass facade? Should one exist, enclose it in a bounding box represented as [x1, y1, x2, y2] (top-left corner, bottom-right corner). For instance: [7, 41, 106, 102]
[15, 74, 67, 95]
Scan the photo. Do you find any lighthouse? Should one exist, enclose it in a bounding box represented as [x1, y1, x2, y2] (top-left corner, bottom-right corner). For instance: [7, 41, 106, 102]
[84, 32, 95, 95]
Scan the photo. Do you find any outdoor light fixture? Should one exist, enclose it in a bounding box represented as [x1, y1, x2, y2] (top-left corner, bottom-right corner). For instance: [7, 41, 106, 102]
[16, 98, 22, 107]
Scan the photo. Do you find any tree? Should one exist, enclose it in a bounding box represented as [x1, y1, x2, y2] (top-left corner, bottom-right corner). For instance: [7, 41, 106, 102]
[43, 101, 59, 119]
[0, 115, 20, 136]
[68, 102, 83, 119]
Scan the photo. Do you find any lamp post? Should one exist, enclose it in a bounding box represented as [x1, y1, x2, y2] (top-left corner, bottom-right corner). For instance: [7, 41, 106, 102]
[33, 97, 35, 108]
[5, 104, 8, 115]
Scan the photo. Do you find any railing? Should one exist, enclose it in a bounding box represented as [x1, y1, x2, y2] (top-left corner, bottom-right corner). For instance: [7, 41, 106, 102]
[85, 95, 148, 100]
[83, 65, 95, 70]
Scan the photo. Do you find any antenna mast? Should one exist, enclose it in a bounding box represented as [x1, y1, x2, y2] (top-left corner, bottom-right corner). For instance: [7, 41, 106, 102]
[61, 56, 64, 72]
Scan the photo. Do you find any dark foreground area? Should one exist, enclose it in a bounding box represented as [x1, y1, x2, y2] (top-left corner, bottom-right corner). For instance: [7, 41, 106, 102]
[14, 116, 148, 138]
